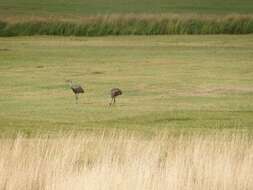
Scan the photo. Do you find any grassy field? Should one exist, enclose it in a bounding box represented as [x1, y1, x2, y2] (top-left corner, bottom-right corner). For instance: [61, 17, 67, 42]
[0, 0, 253, 16]
[0, 35, 253, 135]
[1, 0, 252, 188]
[0, 131, 252, 189]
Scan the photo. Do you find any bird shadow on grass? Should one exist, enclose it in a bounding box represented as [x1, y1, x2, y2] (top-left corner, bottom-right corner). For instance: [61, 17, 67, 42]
[91, 71, 105, 75]
[0, 48, 10, 51]
[153, 118, 193, 123]
[36, 65, 44, 69]
[108, 103, 126, 107]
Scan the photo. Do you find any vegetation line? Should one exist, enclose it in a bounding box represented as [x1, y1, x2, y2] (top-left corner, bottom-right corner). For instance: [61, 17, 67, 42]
[1, 14, 253, 36]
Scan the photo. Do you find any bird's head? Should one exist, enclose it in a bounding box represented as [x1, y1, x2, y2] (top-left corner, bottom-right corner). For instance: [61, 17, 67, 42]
[65, 80, 73, 87]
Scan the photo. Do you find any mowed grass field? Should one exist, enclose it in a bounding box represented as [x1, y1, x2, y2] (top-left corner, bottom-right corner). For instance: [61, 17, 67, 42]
[0, 0, 253, 16]
[1, 1, 253, 188]
[0, 35, 253, 134]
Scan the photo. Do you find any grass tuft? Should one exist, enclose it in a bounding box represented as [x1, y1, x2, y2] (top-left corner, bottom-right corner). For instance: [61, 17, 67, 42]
[1, 14, 253, 36]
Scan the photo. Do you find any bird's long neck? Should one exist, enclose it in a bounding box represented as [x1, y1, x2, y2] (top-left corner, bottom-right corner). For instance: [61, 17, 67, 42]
[68, 81, 73, 87]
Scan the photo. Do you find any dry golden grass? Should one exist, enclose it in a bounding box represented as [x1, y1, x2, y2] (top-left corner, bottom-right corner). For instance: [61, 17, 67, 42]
[0, 130, 252, 190]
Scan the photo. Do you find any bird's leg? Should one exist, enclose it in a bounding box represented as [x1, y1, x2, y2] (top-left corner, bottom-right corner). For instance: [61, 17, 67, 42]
[109, 97, 113, 106]
[113, 97, 116, 105]
[75, 94, 78, 104]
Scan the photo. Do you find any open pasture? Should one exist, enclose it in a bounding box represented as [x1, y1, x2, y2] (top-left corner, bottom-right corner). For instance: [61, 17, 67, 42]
[0, 35, 253, 134]
[0, 0, 252, 16]
[0, 0, 252, 189]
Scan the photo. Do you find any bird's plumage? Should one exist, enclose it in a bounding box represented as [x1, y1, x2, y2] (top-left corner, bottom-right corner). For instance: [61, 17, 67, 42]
[111, 88, 122, 98]
[109, 88, 122, 106]
[66, 80, 84, 104]
[71, 85, 84, 94]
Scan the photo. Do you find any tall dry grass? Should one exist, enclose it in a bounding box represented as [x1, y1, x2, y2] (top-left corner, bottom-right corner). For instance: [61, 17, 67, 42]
[0, 131, 252, 190]
[0, 14, 253, 36]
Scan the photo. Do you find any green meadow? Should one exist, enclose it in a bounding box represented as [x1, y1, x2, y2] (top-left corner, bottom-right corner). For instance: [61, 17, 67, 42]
[0, 0, 253, 16]
[1, 0, 253, 36]
[1, 1, 253, 189]
[0, 35, 253, 134]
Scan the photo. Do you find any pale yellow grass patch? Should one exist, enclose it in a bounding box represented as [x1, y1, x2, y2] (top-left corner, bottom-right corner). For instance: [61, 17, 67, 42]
[179, 86, 253, 97]
[0, 131, 252, 190]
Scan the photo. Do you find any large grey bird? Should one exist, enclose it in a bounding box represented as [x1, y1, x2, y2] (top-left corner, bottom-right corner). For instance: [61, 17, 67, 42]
[109, 88, 122, 106]
[66, 80, 84, 104]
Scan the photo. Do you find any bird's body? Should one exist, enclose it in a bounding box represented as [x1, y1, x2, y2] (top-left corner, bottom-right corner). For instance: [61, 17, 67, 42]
[71, 85, 84, 94]
[110, 88, 122, 105]
[66, 80, 84, 104]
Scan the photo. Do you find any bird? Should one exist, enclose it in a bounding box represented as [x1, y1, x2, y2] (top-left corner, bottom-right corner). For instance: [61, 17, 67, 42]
[109, 88, 122, 106]
[66, 80, 84, 104]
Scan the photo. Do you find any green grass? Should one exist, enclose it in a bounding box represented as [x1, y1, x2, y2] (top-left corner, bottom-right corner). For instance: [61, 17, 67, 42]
[0, 35, 253, 135]
[0, 0, 253, 16]
[1, 0, 253, 36]
[1, 15, 253, 36]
